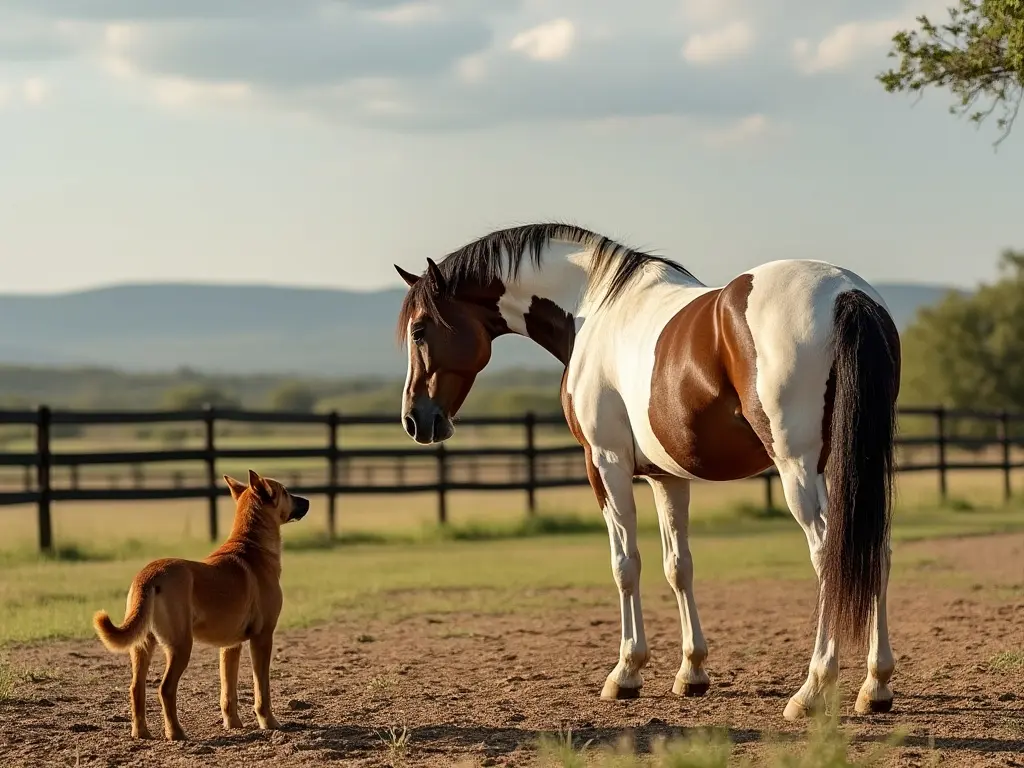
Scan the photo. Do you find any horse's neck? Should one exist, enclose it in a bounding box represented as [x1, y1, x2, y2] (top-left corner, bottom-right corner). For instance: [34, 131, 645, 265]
[495, 241, 604, 365]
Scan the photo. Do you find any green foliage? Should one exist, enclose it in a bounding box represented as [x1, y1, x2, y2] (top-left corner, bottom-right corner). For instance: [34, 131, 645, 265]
[900, 250, 1024, 420]
[534, 711, 903, 767]
[268, 381, 318, 413]
[0, 656, 17, 701]
[878, 0, 1024, 145]
[161, 384, 241, 411]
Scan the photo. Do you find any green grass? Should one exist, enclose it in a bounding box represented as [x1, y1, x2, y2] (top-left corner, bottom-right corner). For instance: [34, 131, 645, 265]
[532, 708, 913, 767]
[0, 499, 1021, 646]
[0, 655, 17, 700]
[988, 650, 1024, 675]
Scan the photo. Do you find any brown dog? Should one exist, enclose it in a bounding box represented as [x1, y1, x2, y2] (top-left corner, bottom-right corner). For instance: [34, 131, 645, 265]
[92, 469, 309, 740]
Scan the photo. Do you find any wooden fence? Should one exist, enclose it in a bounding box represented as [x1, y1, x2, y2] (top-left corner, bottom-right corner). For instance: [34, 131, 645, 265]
[0, 405, 1021, 552]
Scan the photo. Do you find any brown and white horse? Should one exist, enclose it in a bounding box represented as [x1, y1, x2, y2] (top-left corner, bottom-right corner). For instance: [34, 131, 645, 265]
[394, 223, 900, 720]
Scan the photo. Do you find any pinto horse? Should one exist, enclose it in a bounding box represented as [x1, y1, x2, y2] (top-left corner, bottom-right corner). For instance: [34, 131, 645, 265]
[394, 223, 900, 720]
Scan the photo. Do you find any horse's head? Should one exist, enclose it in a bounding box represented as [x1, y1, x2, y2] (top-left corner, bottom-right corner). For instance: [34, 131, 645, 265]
[394, 259, 508, 444]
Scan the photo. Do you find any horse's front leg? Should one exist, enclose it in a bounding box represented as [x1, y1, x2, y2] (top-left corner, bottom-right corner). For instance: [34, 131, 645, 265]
[646, 475, 709, 696]
[587, 449, 649, 700]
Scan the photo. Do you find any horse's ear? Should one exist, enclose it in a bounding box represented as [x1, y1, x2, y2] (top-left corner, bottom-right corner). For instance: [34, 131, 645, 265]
[426, 258, 447, 294]
[394, 265, 420, 288]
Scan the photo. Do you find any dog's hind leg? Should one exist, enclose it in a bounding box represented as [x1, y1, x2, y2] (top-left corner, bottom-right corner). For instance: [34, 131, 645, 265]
[158, 637, 192, 741]
[250, 632, 280, 730]
[129, 634, 156, 739]
[220, 645, 244, 729]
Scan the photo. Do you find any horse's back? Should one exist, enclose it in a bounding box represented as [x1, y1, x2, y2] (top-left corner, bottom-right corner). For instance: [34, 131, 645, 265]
[566, 259, 892, 481]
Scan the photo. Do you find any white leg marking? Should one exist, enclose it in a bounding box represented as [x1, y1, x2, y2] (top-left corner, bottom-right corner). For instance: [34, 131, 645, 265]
[856, 544, 895, 713]
[647, 476, 709, 696]
[595, 452, 649, 700]
[777, 457, 839, 721]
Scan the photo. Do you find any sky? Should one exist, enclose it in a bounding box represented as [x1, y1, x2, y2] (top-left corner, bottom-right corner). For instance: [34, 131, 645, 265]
[0, 0, 1021, 295]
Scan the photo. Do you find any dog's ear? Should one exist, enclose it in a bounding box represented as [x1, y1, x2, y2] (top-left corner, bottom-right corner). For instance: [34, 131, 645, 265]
[247, 469, 273, 502]
[223, 474, 247, 501]
[395, 265, 420, 288]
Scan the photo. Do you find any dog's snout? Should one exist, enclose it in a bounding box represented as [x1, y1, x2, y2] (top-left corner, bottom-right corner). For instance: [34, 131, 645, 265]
[290, 495, 310, 522]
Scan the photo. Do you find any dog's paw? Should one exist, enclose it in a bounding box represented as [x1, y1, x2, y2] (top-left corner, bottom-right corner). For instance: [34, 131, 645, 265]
[258, 715, 281, 731]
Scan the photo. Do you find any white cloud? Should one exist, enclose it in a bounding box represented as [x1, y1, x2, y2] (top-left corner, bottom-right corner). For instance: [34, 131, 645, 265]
[0, 0, 897, 131]
[22, 77, 50, 104]
[791, 18, 899, 74]
[682, 20, 754, 66]
[455, 53, 488, 83]
[373, 2, 442, 24]
[509, 18, 575, 61]
[0, 84, 11, 108]
[680, 0, 738, 26]
[702, 113, 775, 147]
[149, 77, 251, 110]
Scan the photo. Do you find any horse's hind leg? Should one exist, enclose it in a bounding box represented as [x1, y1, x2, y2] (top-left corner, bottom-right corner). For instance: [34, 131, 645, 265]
[776, 456, 840, 720]
[646, 475, 709, 696]
[855, 547, 895, 713]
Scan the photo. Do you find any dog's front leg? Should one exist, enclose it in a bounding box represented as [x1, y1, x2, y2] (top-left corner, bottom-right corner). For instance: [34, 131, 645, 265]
[220, 645, 244, 729]
[250, 632, 280, 730]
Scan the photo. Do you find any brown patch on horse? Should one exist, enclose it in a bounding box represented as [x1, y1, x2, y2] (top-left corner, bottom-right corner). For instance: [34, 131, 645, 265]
[400, 277, 511, 419]
[647, 274, 773, 481]
[561, 370, 608, 508]
[524, 297, 575, 365]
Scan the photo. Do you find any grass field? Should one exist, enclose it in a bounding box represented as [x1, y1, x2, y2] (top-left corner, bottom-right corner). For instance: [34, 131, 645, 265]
[1, 470, 1021, 766]
[0, 464, 1020, 555]
[1, 469, 1022, 646]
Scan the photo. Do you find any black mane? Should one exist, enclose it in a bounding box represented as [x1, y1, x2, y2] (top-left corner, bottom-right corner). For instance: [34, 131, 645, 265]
[398, 223, 698, 335]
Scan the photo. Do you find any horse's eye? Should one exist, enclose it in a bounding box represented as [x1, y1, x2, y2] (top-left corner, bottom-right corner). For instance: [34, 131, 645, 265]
[411, 326, 426, 345]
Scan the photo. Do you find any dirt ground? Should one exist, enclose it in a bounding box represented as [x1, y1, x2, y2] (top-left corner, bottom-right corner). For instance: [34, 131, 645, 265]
[1, 533, 1022, 768]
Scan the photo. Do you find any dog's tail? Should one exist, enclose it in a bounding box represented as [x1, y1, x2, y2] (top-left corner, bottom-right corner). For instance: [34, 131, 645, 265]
[93, 581, 154, 652]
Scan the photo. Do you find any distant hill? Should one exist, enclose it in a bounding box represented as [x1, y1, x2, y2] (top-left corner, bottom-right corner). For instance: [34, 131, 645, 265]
[0, 281, 965, 376]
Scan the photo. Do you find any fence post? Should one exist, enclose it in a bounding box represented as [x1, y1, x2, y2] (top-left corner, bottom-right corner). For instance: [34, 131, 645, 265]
[763, 471, 774, 513]
[525, 411, 537, 516]
[203, 405, 218, 542]
[36, 405, 53, 554]
[935, 406, 947, 503]
[436, 442, 448, 525]
[327, 410, 339, 539]
[999, 409, 1011, 503]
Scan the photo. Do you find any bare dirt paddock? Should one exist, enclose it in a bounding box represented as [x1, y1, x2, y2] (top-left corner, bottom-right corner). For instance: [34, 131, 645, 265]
[1, 534, 1022, 767]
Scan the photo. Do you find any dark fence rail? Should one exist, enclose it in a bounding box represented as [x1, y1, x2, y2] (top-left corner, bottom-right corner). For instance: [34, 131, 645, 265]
[1, 404, 1022, 552]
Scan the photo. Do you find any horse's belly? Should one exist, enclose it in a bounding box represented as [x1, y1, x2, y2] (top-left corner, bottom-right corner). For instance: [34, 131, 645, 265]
[631, 397, 772, 482]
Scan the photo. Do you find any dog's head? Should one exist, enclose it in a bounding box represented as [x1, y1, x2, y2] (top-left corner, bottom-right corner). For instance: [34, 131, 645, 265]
[223, 469, 310, 525]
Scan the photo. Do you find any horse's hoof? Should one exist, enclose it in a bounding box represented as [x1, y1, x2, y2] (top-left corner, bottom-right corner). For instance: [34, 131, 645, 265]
[601, 680, 641, 700]
[855, 693, 893, 714]
[783, 697, 816, 721]
[672, 679, 709, 697]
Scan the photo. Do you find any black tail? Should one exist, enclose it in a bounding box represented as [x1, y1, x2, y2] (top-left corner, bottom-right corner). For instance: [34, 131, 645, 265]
[821, 290, 900, 648]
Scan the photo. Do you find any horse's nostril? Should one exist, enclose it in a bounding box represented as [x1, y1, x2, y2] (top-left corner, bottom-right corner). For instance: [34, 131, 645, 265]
[403, 415, 417, 438]
[432, 412, 444, 439]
